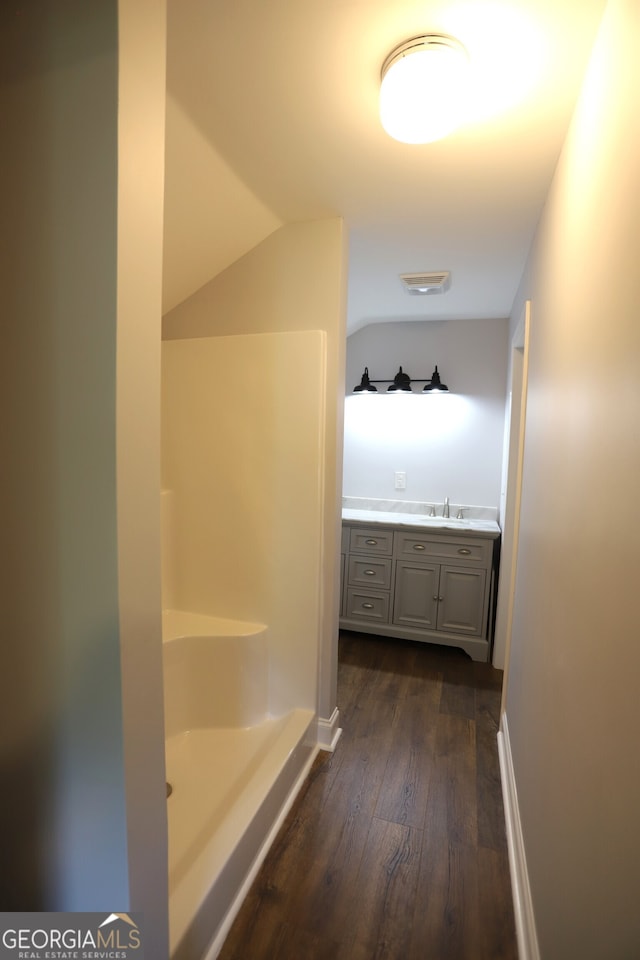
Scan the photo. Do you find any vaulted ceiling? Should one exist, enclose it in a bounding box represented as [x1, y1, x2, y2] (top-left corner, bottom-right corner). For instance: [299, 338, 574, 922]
[163, 0, 606, 334]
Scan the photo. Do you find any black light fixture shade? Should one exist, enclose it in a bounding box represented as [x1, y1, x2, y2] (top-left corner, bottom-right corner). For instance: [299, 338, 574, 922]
[387, 366, 412, 392]
[353, 366, 378, 392]
[351, 363, 449, 393]
[423, 365, 448, 392]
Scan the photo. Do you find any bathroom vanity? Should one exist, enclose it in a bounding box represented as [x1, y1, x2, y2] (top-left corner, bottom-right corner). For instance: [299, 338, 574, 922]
[340, 499, 501, 662]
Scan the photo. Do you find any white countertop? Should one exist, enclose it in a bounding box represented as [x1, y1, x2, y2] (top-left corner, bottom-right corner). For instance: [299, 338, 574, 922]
[341, 498, 501, 537]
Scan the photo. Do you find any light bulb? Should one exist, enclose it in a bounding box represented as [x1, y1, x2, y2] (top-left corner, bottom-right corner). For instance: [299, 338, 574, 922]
[380, 36, 470, 144]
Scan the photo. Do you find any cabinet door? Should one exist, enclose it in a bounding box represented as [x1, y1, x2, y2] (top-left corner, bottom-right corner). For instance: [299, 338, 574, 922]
[437, 565, 486, 636]
[393, 562, 439, 629]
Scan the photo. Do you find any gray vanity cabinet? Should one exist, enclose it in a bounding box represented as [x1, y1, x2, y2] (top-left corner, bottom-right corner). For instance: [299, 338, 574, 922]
[340, 522, 499, 661]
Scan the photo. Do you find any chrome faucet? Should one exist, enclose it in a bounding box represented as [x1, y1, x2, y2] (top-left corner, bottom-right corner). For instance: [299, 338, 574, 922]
[443, 496, 450, 519]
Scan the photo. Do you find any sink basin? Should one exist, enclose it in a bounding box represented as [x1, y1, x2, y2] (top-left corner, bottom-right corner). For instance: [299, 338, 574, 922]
[417, 515, 469, 525]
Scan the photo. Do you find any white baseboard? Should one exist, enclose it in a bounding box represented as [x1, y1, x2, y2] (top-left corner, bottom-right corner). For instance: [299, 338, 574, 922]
[498, 714, 540, 960]
[316, 706, 342, 751]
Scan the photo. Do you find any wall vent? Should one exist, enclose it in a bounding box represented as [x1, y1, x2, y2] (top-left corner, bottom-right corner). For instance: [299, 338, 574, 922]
[400, 271, 451, 295]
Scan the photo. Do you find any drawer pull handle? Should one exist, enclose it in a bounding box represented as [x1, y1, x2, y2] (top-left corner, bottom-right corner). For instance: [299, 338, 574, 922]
[457, 548, 472, 555]
[365, 539, 378, 545]
[364, 569, 376, 576]
[362, 602, 375, 609]
[413, 543, 426, 551]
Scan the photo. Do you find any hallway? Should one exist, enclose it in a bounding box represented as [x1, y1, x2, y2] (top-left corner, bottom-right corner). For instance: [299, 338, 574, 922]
[219, 631, 516, 959]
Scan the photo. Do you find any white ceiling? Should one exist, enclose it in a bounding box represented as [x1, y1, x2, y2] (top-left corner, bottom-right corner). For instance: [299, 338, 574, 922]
[164, 0, 607, 334]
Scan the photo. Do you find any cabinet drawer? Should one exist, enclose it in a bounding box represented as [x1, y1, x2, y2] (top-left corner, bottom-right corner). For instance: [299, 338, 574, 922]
[349, 528, 393, 556]
[348, 555, 392, 589]
[345, 588, 390, 623]
[394, 532, 490, 565]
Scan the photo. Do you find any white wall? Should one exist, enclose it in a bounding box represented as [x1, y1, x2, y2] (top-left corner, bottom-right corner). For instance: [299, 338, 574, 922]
[0, 4, 168, 952]
[503, 0, 640, 956]
[117, 2, 169, 956]
[344, 318, 508, 509]
[0, 0, 128, 910]
[163, 219, 348, 729]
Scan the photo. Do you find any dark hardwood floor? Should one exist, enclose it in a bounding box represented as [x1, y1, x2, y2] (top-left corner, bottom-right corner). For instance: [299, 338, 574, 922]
[218, 630, 517, 960]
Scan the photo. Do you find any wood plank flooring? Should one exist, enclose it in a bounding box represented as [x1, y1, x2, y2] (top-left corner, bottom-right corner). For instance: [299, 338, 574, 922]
[218, 631, 517, 960]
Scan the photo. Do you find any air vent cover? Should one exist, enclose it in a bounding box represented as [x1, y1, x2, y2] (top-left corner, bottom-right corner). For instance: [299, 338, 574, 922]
[400, 271, 451, 295]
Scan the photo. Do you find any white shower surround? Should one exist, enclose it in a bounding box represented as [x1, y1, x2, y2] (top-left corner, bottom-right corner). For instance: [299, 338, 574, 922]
[161, 331, 328, 956]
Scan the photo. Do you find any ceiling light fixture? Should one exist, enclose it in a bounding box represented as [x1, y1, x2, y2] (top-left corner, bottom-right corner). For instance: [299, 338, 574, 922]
[380, 35, 469, 144]
[352, 365, 449, 393]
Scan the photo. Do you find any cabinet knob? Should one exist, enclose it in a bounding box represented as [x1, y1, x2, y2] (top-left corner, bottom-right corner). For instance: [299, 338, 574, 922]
[365, 539, 378, 545]
[457, 548, 472, 555]
[432, 595, 439, 601]
[364, 569, 376, 576]
[413, 543, 426, 551]
[439, 596, 444, 602]
[362, 602, 374, 609]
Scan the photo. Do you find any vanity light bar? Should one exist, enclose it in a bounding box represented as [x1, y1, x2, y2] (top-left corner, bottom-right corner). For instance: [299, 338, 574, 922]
[353, 365, 449, 393]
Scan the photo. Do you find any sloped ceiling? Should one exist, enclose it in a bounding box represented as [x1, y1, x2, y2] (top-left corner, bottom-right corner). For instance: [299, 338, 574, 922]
[163, 0, 607, 331]
[162, 94, 282, 314]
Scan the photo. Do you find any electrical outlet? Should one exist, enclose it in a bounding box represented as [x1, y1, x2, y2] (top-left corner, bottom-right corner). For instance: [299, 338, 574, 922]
[394, 471, 406, 490]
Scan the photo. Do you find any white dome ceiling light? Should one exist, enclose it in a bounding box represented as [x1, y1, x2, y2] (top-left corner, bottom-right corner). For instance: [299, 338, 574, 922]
[380, 35, 470, 144]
